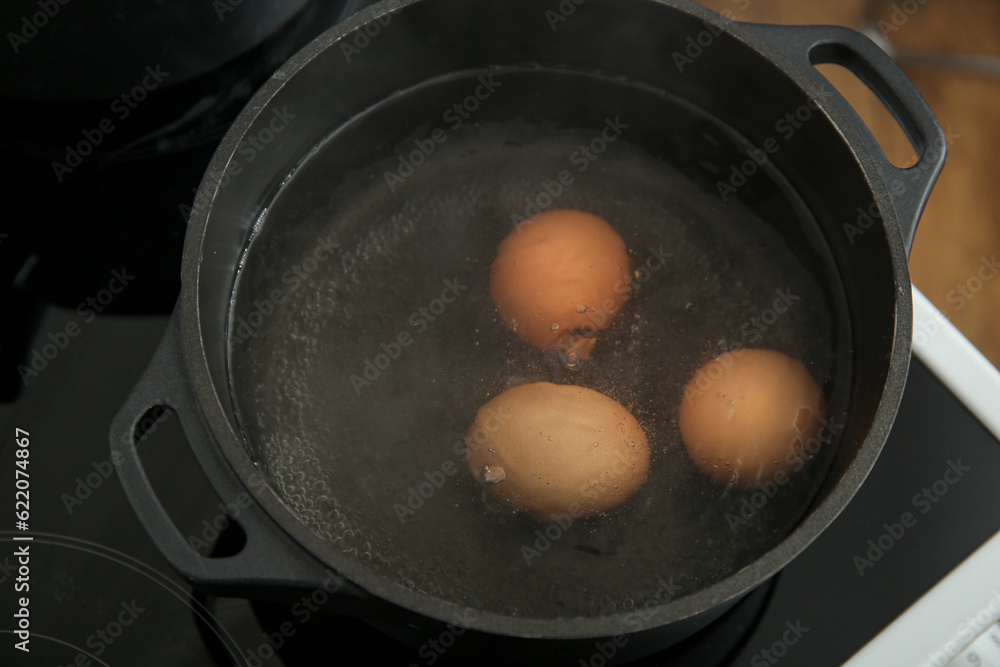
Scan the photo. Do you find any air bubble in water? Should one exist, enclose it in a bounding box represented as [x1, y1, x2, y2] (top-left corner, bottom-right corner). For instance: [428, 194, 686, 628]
[480, 465, 505, 485]
[564, 349, 582, 370]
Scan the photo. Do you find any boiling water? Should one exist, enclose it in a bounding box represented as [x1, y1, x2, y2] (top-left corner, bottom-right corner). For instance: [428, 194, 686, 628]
[228, 68, 852, 619]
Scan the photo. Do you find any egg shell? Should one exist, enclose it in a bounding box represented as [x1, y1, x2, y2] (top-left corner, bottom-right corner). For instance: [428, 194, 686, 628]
[466, 382, 649, 523]
[678, 348, 826, 488]
[489, 210, 631, 358]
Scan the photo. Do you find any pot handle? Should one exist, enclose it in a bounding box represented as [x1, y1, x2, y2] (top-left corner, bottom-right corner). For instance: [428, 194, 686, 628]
[742, 23, 946, 252]
[110, 314, 371, 609]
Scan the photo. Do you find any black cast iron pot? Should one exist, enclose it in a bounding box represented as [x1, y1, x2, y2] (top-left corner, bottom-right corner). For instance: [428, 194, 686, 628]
[111, 0, 946, 663]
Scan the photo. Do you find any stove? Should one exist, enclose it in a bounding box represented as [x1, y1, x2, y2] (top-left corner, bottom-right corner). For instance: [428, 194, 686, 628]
[2, 3, 1000, 666]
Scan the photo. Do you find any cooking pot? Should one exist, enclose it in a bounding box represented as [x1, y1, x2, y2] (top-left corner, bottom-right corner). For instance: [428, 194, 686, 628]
[111, 0, 946, 663]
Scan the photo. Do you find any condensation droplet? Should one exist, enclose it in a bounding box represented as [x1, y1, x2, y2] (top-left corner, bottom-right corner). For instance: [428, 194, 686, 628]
[550, 323, 561, 332]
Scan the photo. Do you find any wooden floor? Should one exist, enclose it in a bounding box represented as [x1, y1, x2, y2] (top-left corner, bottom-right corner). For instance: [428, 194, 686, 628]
[694, 0, 1000, 369]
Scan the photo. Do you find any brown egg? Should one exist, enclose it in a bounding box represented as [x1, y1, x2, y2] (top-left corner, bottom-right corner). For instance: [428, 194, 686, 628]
[489, 210, 631, 359]
[465, 382, 649, 523]
[678, 349, 826, 488]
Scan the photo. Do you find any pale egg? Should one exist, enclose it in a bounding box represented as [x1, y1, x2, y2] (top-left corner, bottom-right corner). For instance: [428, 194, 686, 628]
[465, 382, 649, 523]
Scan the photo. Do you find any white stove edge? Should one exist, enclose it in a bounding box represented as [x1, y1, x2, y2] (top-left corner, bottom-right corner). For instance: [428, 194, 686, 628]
[844, 286, 1000, 667]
